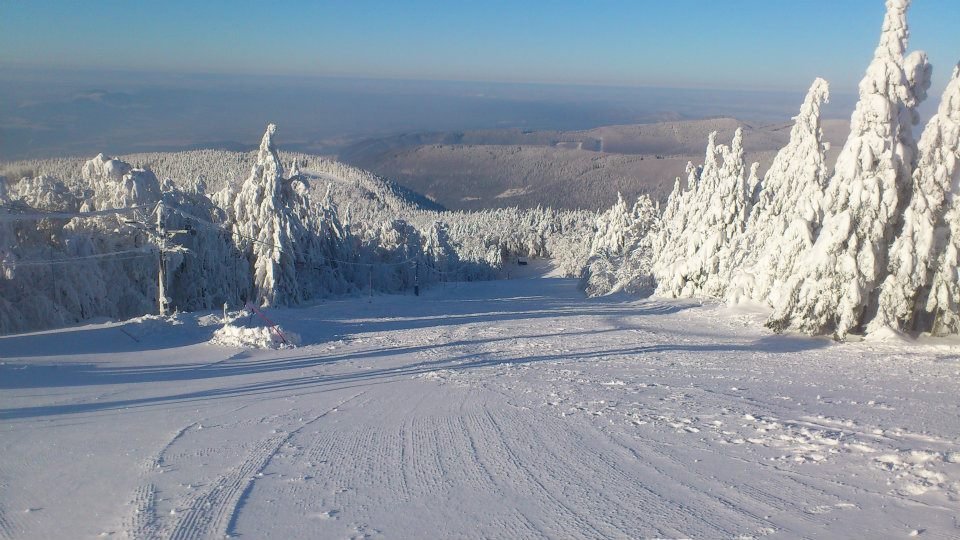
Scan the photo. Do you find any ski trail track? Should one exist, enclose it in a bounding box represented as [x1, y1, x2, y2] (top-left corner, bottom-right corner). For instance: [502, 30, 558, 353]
[0, 495, 16, 540]
[121, 393, 367, 540]
[2, 274, 959, 538]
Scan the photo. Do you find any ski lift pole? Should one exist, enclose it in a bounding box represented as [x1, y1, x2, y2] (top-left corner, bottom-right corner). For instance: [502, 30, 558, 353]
[157, 202, 169, 316]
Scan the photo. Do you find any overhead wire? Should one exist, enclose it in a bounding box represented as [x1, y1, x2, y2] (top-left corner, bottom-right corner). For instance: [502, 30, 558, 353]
[3, 248, 157, 268]
[0, 204, 156, 222]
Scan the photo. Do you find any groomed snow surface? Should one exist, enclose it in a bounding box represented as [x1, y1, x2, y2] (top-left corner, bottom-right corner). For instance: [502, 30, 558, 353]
[2, 265, 958, 539]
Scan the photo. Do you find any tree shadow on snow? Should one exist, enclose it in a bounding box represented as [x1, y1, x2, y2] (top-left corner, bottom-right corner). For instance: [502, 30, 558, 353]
[1, 330, 830, 420]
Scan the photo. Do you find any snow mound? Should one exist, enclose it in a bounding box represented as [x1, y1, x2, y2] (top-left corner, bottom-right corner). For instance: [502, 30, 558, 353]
[210, 323, 300, 349]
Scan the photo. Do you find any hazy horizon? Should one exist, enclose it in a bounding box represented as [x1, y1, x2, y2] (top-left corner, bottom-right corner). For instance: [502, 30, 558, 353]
[0, 1, 956, 161]
[1, 67, 865, 161]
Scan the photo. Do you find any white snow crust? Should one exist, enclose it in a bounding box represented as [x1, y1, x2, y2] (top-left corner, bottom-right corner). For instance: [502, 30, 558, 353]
[2, 272, 958, 539]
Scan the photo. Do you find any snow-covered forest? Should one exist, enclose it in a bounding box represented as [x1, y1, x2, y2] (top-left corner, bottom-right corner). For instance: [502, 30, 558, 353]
[587, 0, 960, 340]
[0, 126, 592, 333]
[2, 0, 959, 341]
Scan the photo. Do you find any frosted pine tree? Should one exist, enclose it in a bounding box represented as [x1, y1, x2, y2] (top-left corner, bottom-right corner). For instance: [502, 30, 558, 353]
[655, 129, 750, 298]
[583, 194, 658, 297]
[727, 78, 831, 305]
[652, 165, 697, 289]
[768, 0, 931, 338]
[231, 124, 302, 306]
[590, 192, 632, 256]
[653, 157, 707, 295]
[423, 220, 460, 278]
[927, 199, 960, 335]
[901, 66, 960, 335]
[707, 129, 753, 295]
[615, 194, 659, 294]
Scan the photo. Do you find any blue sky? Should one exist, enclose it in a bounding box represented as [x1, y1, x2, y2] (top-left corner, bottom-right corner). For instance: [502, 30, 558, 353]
[2, 1, 959, 93]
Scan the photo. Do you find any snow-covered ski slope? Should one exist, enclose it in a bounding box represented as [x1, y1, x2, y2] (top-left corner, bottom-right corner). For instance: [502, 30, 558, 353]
[1, 265, 958, 539]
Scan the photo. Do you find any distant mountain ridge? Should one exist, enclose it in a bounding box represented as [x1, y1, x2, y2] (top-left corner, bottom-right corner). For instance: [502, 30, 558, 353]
[337, 117, 850, 211]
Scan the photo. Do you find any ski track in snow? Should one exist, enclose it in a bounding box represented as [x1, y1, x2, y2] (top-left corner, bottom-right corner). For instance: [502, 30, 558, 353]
[1, 272, 959, 539]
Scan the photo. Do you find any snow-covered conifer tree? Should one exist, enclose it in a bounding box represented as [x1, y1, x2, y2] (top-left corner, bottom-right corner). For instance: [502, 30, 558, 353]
[582, 194, 659, 297]
[590, 192, 632, 256]
[654, 129, 750, 299]
[873, 65, 960, 335]
[726, 78, 831, 305]
[231, 124, 302, 306]
[927, 198, 960, 335]
[767, 0, 931, 338]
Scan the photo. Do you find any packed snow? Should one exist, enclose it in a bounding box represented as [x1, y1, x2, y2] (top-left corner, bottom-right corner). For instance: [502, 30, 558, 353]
[1, 269, 958, 539]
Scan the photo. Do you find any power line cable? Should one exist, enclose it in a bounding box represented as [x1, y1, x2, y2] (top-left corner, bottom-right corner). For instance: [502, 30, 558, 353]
[0, 204, 155, 222]
[3, 248, 157, 268]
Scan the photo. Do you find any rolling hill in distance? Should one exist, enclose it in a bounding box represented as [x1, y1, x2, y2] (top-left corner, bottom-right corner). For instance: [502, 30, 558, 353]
[338, 117, 851, 211]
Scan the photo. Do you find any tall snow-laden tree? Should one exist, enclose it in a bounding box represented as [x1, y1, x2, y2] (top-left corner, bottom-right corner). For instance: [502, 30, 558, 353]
[582, 194, 658, 297]
[927, 197, 960, 336]
[767, 0, 931, 338]
[653, 166, 695, 270]
[232, 124, 302, 307]
[591, 192, 632, 257]
[655, 129, 750, 299]
[726, 78, 831, 305]
[653, 164, 700, 295]
[900, 65, 960, 335]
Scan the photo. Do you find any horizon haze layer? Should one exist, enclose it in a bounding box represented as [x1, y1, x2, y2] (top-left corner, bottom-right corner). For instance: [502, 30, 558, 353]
[2, 1, 957, 161]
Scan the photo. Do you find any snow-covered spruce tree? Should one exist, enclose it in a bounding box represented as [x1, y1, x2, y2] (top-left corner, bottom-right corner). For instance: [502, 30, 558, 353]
[709, 130, 755, 296]
[582, 194, 659, 297]
[160, 187, 252, 313]
[230, 124, 303, 307]
[651, 167, 695, 289]
[590, 192, 632, 257]
[423, 220, 461, 278]
[879, 65, 960, 335]
[290, 181, 352, 299]
[543, 208, 595, 278]
[726, 78, 831, 305]
[653, 159, 706, 296]
[767, 0, 931, 338]
[927, 193, 960, 336]
[654, 129, 751, 299]
[615, 194, 659, 294]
